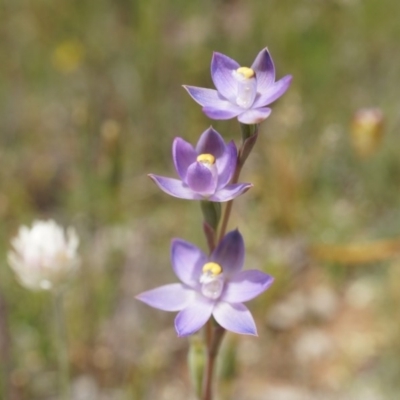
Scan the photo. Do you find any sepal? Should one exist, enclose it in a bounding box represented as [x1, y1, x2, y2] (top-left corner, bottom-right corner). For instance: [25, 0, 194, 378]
[239, 125, 259, 166]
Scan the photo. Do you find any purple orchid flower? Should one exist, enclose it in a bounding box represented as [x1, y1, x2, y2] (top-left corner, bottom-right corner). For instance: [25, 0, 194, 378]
[148, 127, 252, 202]
[136, 230, 274, 337]
[184, 48, 292, 124]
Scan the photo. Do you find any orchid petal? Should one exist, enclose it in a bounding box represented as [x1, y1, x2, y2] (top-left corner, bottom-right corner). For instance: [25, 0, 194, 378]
[202, 105, 242, 120]
[186, 162, 218, 196]
[171, 239, 207, 287]
[148, 175, 201, 200]
[251, 48, 275, 91]
[213, 302, 257, 336]
[183, 86, 227, 108]
[216, 141, 237, 189]
[211, 230, 245, 276]
[253, 75, 292, 108]
[173, 138, 197, 180]
[238, 107, 272, 124]
[175, 298, 214, 336]
[209, 182, 252, 202]
[136, 283, 194, 311]
[211, 52, 240, 101]
[183, 87, 242, 119]
[195, 127, 226, 158]
[221, 270, 274, 303]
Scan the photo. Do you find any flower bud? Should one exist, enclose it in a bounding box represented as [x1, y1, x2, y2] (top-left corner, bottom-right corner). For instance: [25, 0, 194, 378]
[8, 220, 80, 291]
[351, 108, 384, 158]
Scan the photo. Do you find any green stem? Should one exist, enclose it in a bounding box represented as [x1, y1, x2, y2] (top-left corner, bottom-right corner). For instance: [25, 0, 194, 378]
[201, 123, 259, 400]
[52, 291, 70, 400]
[202, 324, 226, 400]
[217, 164, 243, 244]
[218, 123, 259, 243]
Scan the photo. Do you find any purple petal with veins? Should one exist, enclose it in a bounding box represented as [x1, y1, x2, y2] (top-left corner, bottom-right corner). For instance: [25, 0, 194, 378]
[148, 175, 201, 200]
[173, 138, 197, 180]
[253, 75, 292, 109]
[175, 298, 214, 336]
[171, 239, 207, 287]
[209, 183, 252, 202]
[136, 284, 194, 311]
[183, 86, 227, 108]
[211, 230, 244, 276]
[196, 126, 226, 157]
[251, 48, 275, 91]
[185, 162, 218, 196]
[222, 270, 274, 303]
[211, 52, 240, 102]
[215, 141, 237, 189]
[202, 106, 242, 120]
[213, 302, 257, 336]
[238, 107, 272, 124]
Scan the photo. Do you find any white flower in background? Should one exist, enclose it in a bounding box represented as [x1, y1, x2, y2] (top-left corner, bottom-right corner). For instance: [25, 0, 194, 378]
[8, 220, 79, 291]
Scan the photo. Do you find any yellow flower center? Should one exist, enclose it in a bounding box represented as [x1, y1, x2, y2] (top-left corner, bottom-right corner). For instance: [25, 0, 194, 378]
[200, 262, 224, 299]
[197, 154, 215, 165]
[236, 67, 255, 79]
[202, 262, 222, 276]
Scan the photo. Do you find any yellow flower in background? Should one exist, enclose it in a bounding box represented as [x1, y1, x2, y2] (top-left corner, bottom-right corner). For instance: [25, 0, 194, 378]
[52, 39, 84, 74]
[350, 108, 384, 158]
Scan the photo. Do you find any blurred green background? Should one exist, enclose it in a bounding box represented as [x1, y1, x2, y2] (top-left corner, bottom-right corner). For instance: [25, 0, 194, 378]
[1, 0, 400, 399]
